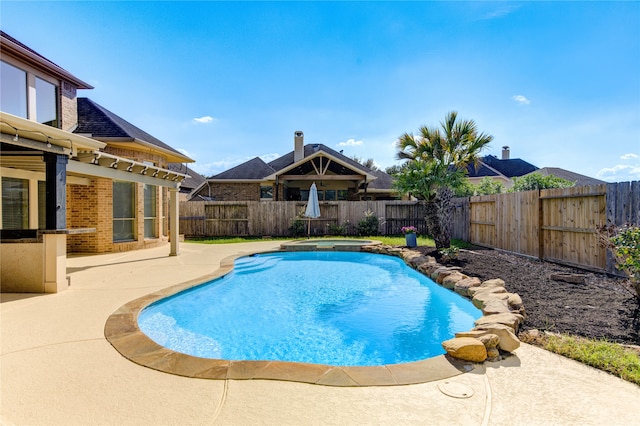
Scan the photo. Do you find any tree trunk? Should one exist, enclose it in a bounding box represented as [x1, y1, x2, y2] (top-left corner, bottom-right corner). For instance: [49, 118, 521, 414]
[435, 186, 454, 249]
[424, 195, 440, 246]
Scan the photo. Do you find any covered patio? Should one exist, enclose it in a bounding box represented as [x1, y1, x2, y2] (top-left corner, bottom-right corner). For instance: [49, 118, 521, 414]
[0, 112, 187, 293]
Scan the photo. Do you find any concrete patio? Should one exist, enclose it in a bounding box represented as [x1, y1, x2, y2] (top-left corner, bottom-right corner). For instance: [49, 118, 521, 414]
[2, 242, 639, 425]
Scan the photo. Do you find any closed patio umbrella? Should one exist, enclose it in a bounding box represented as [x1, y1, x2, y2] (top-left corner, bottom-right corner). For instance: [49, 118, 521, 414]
[305, 182, 321, 237]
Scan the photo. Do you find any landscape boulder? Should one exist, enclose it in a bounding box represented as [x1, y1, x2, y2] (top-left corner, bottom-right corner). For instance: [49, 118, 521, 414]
[474, 312, 524, 332]
[441, 272, 468, 289]
[442, 337, 487, 362]
[454, 277, 482, 297]
[473, 323, 521, 352]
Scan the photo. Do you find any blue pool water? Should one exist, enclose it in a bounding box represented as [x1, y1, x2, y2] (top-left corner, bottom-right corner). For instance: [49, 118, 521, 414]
[138, 251, 481, 366]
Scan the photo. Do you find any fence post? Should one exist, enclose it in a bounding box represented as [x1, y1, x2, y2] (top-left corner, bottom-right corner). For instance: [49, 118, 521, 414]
[537, 189, 544, 260]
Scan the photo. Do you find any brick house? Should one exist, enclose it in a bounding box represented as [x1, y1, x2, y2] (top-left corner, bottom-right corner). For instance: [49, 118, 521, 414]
[0, 31, 193, 292]
[190, 131, 398, 202]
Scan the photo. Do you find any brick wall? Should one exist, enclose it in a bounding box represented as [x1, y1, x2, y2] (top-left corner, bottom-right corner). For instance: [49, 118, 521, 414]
[60, 81, 77, 131]
[66, 177, 169, 254]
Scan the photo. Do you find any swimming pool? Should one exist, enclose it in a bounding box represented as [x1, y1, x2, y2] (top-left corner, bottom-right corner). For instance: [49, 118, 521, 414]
[138, 251, 481, 367]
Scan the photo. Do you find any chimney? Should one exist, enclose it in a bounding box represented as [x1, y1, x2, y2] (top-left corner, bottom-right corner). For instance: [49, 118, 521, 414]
[294, 131, 304, 162]
[502, 146, 510, 160]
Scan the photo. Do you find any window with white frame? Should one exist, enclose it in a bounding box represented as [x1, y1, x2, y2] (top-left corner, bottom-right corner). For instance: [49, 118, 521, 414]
[113, 181, 135, 242]
[143, 184, 157, 238]
[0, 61, 27, 118]
[260, 185, 273, 200]
[0, 59, 59, 127]
[35, 77, 58, 127]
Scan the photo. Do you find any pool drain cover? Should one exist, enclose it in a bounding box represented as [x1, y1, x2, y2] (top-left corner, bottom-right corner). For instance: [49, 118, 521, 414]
[438, 381, 474, 399]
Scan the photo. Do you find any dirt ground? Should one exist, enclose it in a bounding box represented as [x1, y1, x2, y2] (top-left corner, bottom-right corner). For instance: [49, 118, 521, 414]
[417, 246, 640, 346]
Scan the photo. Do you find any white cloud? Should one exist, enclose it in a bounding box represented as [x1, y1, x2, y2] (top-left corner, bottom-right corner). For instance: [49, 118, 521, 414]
[259, 153, 280, 163]
[337, 139, 363, 147]
[512, 95, 530, 105]
[481, 4, 521, 20]
[193, 116, 215, 124]
[596, 164, 640, 182]
[177, 148, 193, 158]
[621, 153, 639, 160]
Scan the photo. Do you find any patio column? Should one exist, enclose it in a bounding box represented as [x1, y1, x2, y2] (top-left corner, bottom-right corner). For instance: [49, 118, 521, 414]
[44, 152, 68, 230]
[169, 187, 179, 256]
[43, 152, 69, 292]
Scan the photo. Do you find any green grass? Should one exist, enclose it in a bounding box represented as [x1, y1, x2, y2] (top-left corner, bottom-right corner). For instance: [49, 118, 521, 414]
[184, 234, 477, 250]
[521, 332, 640, 385]
[187, 236, 292, 244]
[187, 234, 444, 247]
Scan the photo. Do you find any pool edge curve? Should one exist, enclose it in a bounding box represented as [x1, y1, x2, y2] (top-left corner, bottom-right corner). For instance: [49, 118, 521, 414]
[104, 247, 478, 387]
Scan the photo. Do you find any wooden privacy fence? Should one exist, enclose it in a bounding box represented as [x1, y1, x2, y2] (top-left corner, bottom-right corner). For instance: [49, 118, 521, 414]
[179, 200, 428, 237]
[451, 181, 640, 274]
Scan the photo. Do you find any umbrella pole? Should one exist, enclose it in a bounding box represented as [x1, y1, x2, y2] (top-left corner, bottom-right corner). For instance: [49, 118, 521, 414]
[307, 217, 311, 238]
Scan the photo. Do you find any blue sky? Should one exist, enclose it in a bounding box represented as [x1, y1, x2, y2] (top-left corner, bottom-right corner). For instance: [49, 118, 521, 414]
[2, 1, 639, 182]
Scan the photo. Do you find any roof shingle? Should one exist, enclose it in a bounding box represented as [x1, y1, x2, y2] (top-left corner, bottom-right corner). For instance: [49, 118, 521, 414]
[75, 98, 191, 161]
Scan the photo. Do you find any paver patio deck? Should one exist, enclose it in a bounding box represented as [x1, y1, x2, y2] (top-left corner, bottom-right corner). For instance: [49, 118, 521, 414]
[2, 242, 639, 425]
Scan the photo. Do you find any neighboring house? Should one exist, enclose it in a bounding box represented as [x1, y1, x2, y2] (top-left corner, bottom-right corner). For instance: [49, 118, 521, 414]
[190, 131, 399, 202]
[523, 167, 606, 187]
[466, 146, 539, 188]
[0, 31, 193, 293]
[167, 163, 206, 200]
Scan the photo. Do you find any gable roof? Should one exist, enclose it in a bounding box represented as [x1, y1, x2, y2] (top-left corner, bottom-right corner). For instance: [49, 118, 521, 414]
[211, 157, 276, 180]
[0, 31, 93, 89]
[167, 163, 206, 190]
[74, 98, 192, 163]
[199, 142, 395, 192]
[267, 143, 372, 176]
[467, 155, 538, 179]
[526, 167, 606, 186]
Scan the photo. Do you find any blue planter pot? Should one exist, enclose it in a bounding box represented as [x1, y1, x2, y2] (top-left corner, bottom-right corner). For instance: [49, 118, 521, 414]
[405, 233, 417, 248]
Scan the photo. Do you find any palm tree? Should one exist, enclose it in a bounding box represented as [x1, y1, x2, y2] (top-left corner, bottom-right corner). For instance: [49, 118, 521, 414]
[395, 111, 493, 248]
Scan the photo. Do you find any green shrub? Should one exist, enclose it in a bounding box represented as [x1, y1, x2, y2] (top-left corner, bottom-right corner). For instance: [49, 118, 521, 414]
[509, 173, 575, 192]
[289, 213, 306, 237]
[327, 221, 349, 236]
[610, 225, 640, 299]
[598, 224, 640, 300]
[356, 210, 380, 236]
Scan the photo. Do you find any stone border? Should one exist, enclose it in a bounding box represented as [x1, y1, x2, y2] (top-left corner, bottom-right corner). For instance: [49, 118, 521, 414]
[361, 245, 524, 363]
[104, 249, 476, 387]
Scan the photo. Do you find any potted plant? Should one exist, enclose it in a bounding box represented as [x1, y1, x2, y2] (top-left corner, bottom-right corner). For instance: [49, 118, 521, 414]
[401, 226, 418, 248]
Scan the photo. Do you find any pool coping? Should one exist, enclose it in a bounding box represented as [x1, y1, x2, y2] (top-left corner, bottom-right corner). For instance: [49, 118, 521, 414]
[104, 249, 477, 387]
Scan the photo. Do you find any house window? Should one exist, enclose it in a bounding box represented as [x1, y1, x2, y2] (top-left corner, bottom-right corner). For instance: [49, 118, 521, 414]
[325, 189, 336, 201]
[144, 184, 157, 238]
[0, 60, 59, 127]
[300, 190, 309, 201]
[0, 61, 27, 118]
[1, 177, 29, 229]
[337, 190, 348, 200]
[113, 181, 135, 242]
[260, 185, 273, 200]
[35, 77, 58, 127]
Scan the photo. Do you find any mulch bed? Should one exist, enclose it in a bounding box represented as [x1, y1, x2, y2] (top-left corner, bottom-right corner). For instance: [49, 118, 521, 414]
[414, 246, 640, 346]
